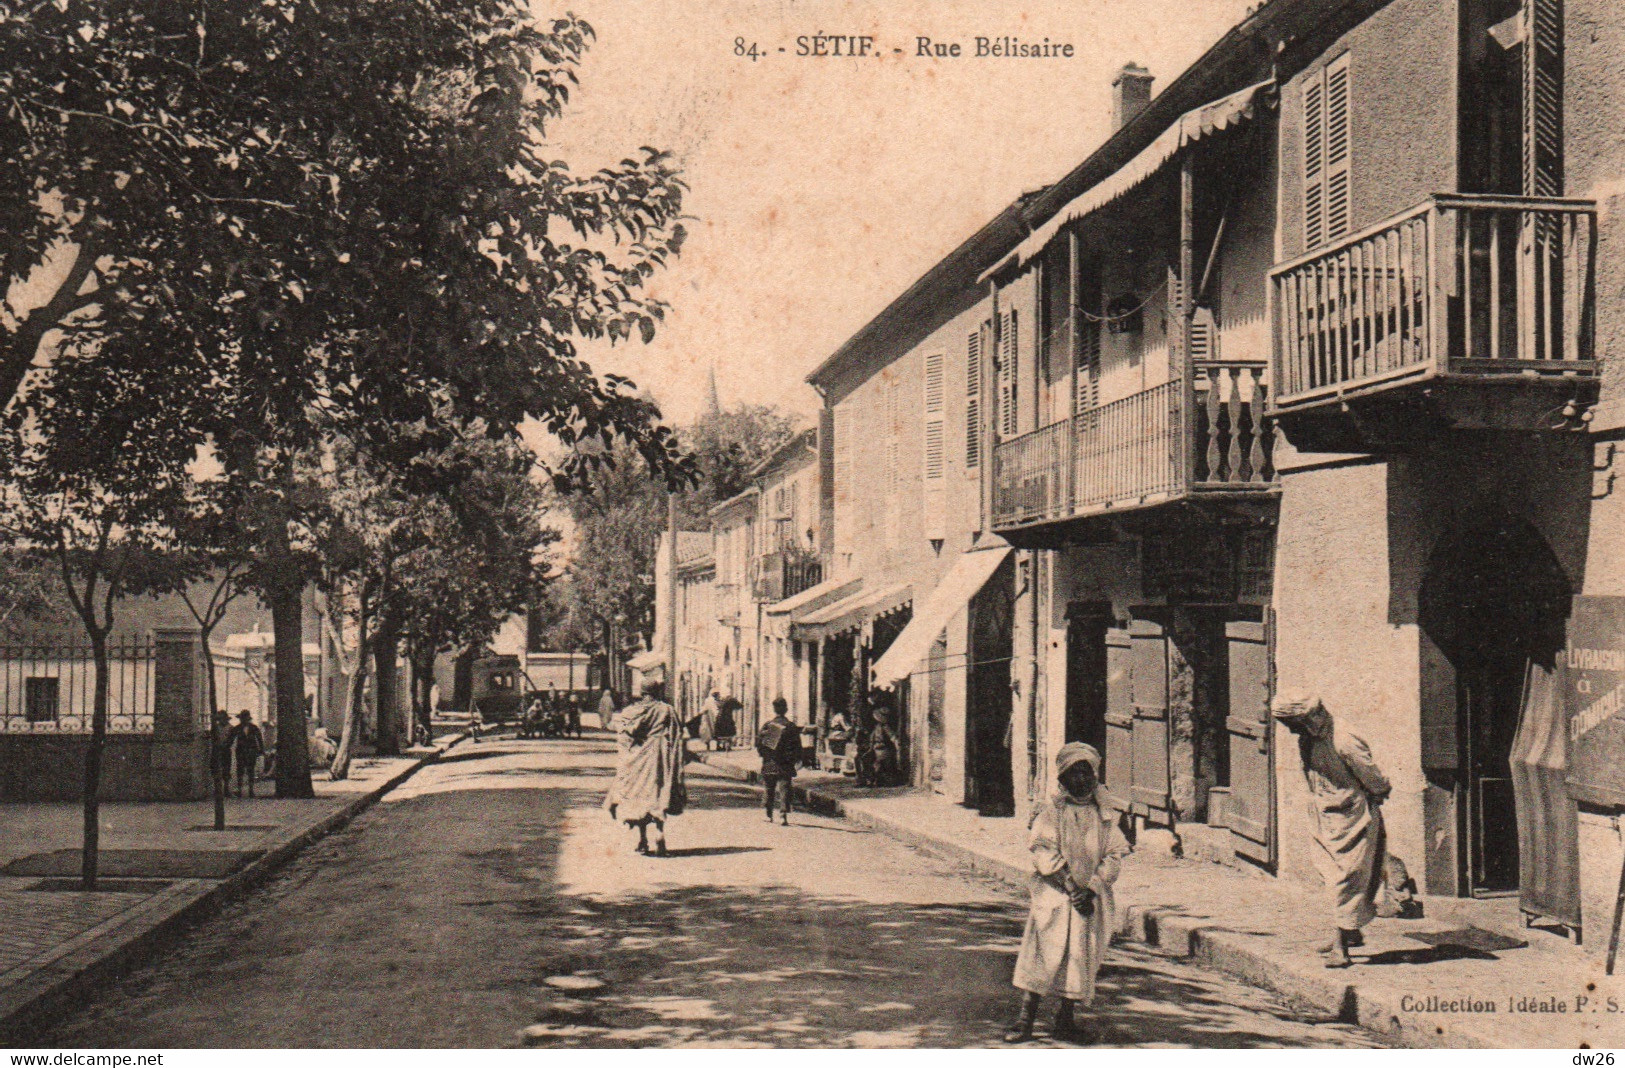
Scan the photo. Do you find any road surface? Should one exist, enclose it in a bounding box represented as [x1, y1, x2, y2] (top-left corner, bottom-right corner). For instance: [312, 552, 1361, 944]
[37, 735, 1385, 1048]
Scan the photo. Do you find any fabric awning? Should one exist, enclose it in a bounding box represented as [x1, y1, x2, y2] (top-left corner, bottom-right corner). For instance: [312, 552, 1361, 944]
[626, 650, 665, 673]
[870, 547, 1012, 689]
[791, 583, 912, 642]
[982, 79, 1273, 280]
[765, 574, 862, 618]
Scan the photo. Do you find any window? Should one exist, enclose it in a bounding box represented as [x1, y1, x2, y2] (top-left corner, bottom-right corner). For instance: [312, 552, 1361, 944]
[997, 308, 1018, 438]
[923, 350, 947, 541]
[25, 677, 58, 723]
[1303, 53, 1351, 249]
[965, 328, 984, 468]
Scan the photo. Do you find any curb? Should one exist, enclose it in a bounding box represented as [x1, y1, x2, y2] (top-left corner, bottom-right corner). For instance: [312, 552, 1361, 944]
[0, 734, 464, 1044]
[693, 753, 1487, 1050]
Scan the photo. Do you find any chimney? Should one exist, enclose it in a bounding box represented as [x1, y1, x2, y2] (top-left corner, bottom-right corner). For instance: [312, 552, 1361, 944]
[1112, 63, 1154, 131]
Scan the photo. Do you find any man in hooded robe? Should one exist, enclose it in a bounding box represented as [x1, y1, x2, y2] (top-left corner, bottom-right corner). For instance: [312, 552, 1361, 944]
[604, 679, 686, 855]
[1273, 694, 1391, 967]
[1006, 742, 1131, 1043]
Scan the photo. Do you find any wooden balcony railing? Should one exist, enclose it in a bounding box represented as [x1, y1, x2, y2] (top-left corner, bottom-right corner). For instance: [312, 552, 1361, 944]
[991, 361, 1276, 531]
[1270, 194, 1598, 409]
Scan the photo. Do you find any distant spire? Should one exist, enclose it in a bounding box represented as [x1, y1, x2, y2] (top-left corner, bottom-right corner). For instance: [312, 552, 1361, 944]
[704, 363, 722, 416]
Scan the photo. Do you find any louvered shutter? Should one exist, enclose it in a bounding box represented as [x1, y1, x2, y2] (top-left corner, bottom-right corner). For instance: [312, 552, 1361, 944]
[833, 403, 853, 559]
[997, 309, 1018, 438]
[1525, 0, 1562, 197]
[1324, 55, 1351, 243]
[965, 328, 983, 468]
[1303, 55, 1351, 250]
[923, 351, 946, 540]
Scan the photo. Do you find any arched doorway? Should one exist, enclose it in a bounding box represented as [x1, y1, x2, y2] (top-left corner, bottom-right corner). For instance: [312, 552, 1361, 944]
[1420, 515, 1570, 894]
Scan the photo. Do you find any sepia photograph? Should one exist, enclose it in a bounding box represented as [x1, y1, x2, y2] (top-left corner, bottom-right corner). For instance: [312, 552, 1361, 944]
[0, 0, 1623, 1053]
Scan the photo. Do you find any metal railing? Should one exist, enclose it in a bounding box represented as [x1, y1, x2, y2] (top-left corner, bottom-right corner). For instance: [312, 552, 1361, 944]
[991, 362, 1275, 531]
[0, 639, 156, 734]
[1270, 194, 1598, 408]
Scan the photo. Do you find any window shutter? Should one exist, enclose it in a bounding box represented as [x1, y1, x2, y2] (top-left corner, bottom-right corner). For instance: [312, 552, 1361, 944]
[923, 350, 946, 540]
[1324, 54, 1351, 243]
[1525, 0, 1563, 197]
[1303, 75, 1324, 249]
[1303, 55, 1351, 250]
[965, 329, 983, 468]
[833, 403, 853, 559]
[998, 308, 1018, 438]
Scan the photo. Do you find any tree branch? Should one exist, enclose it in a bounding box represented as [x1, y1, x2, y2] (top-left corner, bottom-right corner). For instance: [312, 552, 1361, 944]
[2, 238, 101, 408]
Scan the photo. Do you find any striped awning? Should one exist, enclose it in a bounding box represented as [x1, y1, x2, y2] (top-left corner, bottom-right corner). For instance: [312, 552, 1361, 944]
[790, 583, 912, 642]
[983, 79, 1274, 280]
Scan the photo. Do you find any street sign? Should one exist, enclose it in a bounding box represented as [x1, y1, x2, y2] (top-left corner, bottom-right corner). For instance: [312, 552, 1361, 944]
[1560, 596, 1625, 808]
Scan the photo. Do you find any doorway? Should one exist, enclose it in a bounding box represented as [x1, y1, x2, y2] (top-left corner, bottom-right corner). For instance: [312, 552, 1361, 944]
[1421, 515, 1570, 894]
[967, 557, 1015, 816]
[1065, 602, 1113, 754]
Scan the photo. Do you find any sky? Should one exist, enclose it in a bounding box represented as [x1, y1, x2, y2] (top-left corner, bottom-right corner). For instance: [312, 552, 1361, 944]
[544, 0, 1259, 426]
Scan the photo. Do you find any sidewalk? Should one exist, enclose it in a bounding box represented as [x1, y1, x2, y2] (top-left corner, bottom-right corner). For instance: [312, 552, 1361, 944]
[695, 747, 1625, 1049]
[0, 733, 465, 1043]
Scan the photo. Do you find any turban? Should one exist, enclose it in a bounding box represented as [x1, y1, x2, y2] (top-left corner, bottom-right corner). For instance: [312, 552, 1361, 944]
[1055, 741, 1102, 778]
[1271, 692, 1323, 721]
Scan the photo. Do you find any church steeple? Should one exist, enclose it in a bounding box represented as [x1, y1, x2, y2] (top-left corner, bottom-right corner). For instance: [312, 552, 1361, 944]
[704, 363, 721, 416]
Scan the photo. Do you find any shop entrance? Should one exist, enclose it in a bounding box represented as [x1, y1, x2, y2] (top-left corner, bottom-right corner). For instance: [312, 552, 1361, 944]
[1421, 516, 1570, 895]
[1065, 603, 1112, 754]
[967, 557, 1015, 816]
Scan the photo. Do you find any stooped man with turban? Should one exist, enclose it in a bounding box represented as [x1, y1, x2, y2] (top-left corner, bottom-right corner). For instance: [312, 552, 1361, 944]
[1005, 742, 1131, 1044]
[1273, 695, 1391, 968]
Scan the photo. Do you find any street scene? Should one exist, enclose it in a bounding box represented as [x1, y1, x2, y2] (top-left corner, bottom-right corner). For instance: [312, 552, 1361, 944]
[27, 733, 1385, 1049]
[3, 0, 1625, 1053]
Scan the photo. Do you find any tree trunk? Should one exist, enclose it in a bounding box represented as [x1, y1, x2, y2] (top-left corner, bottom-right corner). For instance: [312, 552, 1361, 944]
[200, 625, 226, 831]
[372, 613, 402, 756]
[410, 644, 435, 743]
[81, 630, 109, 890]
[329, 624, 372, 780]
[267, 572, 313, 798]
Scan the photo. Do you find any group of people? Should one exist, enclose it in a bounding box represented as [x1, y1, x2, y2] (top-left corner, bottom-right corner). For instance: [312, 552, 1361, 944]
[824, 690, 904, 787]
[211, 710, 267, 797]
[689, 690, 740, 751]
[600, 674, 1394, 1044]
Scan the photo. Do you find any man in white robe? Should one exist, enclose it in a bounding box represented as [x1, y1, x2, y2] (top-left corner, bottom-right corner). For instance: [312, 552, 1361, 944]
[1274, 694, 1391, 967]
[1006, 742, 1131, 1043]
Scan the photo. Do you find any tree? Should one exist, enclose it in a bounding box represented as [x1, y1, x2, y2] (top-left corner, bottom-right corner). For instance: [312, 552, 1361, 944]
[548, 404, 797, 686]
[5, 2, 694, 798]
[0, 329, 207, 888]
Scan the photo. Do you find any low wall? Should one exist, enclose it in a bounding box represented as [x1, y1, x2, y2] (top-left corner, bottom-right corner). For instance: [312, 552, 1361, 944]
[0, 733, 210, 802]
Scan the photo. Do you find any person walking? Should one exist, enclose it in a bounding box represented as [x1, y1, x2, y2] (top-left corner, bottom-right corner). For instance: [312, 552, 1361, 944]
[604, 679, 687, 856]
[566, 693, 582, 739]
[227, 711, 266, 798]
[698, 690, 721, 751]
[1273, 694, 1391, 968]
[1004, 743, 1130, 1044]
[755, 697, 803, 826]
[712, 695, 737, 752]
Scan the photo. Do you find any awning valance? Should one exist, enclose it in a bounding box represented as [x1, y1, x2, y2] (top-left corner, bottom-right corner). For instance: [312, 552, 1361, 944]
[870, 547, 1012, 689]
[791, 582, 912, 642]
[982, 79, 1273, 281]
[765, 575, 861, 617]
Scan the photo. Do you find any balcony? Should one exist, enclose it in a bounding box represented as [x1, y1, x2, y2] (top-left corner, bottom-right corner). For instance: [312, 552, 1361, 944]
[750, 551, 825, 603]
[1269, 194, 1598, 451]
[991, 360, 1277, 540]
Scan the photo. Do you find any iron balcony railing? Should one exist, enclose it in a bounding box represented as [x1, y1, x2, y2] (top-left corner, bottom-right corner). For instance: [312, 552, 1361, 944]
[1269, 193, 1598, 410]
[751, 551, 825, 603]
[991, 361, 1276, 531]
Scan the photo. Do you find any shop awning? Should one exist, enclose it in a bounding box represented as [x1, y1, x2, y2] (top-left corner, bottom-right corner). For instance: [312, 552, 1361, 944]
[983, 79, 1273, 280]
[870, 546, 1012, 689]
[791, 582, 912, 642]
[626, 649, 665, 673]
[765, 574, 862, 618]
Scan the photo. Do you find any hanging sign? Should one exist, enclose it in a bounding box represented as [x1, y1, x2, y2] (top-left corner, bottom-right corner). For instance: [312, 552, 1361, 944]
[1560, 596, 1625, 807]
